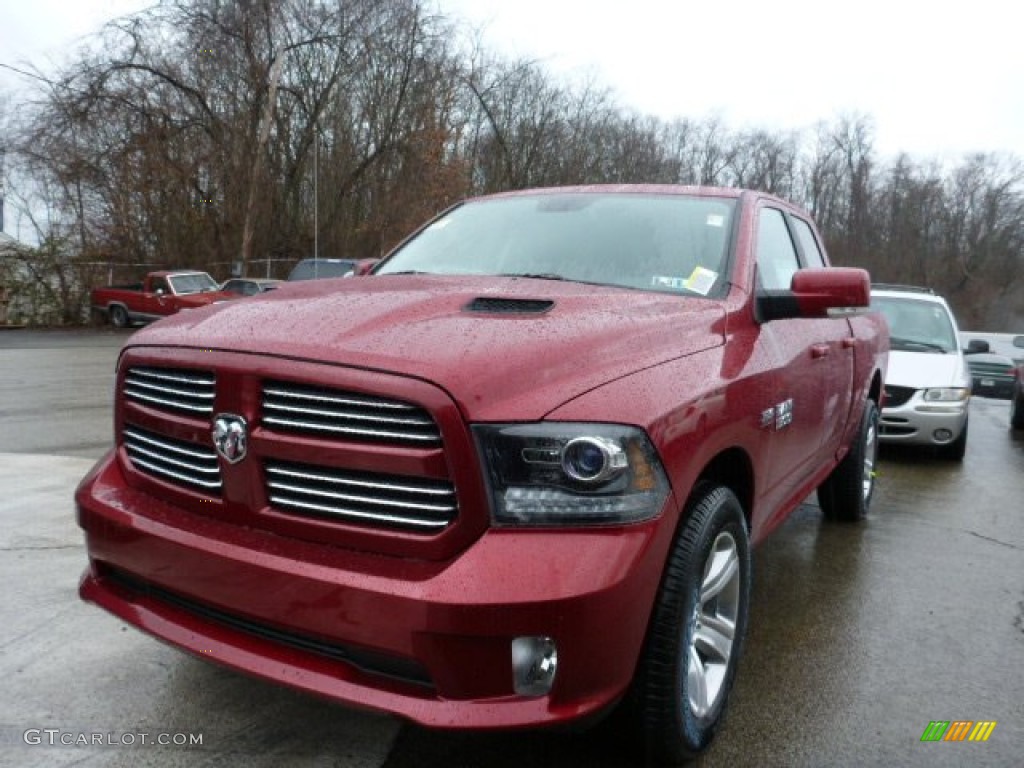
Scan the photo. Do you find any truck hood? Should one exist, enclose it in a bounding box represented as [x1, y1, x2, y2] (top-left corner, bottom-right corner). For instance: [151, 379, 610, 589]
[126, 275, 726, 420]
[887, 349, 970, 390]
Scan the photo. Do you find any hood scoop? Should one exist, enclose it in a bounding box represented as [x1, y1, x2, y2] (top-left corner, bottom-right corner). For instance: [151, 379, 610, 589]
[464, 297, 555, 315]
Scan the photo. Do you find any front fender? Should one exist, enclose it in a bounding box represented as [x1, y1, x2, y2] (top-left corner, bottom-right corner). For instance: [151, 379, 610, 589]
[544, 346, 772, 536]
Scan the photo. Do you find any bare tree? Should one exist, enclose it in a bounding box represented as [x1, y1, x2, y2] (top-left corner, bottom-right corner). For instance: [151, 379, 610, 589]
[4, 1, 1022, 330]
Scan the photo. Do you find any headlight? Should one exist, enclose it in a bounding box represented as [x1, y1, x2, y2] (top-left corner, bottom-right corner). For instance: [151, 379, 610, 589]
[923, 388, 969, 402]
[473, 423, 670, 526]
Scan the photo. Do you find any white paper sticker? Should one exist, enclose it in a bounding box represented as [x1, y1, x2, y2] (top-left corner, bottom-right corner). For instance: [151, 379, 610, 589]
[684, 266, 718, 295]
[706, 214, 725, 228]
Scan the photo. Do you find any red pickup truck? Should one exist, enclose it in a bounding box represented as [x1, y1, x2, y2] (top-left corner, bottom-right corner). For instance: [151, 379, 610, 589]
[76, 186, 888, 763]
[91, 270, 234, 327]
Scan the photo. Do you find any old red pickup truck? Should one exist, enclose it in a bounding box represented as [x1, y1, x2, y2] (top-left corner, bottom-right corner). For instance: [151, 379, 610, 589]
[91, 270, 234, 327]
[77, 186, 887, 763]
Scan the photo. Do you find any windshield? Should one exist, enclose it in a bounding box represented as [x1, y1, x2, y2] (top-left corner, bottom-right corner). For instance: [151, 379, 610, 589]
[872, 296, 958, 353]
[168, 273, 219, 295]
[376, 193, 736, 296]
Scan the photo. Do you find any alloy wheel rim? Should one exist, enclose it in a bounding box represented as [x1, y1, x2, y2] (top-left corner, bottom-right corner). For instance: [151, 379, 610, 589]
[686, 531, 740, 719]
[862, 418, 877, 502]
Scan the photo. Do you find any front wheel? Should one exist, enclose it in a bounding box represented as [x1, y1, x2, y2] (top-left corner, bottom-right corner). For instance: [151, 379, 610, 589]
[109, 305, 129, 328]
[635, 485, 751, 764]
[818, 399, 879, 522]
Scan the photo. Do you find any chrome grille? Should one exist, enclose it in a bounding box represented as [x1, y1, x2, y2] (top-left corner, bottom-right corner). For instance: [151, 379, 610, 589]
[124, 425, 221, 493]
[266, 461, 456, 531]
[124, 367, 215, 416]
[262, 381, 441, 446]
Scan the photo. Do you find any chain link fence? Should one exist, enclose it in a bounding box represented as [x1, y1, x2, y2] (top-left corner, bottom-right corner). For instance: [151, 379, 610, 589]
[0, 252, 301, 327]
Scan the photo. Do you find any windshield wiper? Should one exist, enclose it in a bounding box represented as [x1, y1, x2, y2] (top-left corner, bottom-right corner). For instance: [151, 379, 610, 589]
[499, 272, 566, 281]
[890, 336, 949, 353]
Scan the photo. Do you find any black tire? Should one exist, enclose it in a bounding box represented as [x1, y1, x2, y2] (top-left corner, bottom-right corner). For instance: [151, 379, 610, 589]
[635, 485, 751, 764]
[817, 399, 879, 522]
[109, 305, 129, 328]
[1011, 389, 1024, 430]
[938, 419, 968, 460]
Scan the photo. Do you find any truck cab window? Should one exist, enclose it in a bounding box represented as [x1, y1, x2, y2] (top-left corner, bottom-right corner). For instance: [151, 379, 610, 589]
[756, 208, 800, 291]
[791, 217, 827, 268]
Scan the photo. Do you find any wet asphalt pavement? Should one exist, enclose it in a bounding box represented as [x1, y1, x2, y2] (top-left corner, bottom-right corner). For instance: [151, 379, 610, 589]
[1, 329, 1021, 767]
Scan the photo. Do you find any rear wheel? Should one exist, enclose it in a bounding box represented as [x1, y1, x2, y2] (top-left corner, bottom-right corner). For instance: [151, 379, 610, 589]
[109, 305, 129, 328]
[635, 485, 751, 764]
[818, 399, 879, 521]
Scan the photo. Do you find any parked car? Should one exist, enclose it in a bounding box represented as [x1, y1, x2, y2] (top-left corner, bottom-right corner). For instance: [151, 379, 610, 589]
[286, 258, 357, 281]
[91, 271, 235, 328]
[871, 284, 970, 459]
[76, 186, 888, 763]
[965, 352, 1018, 399]
[220, 278, 283, 296]
[959, 331, 1024, 364]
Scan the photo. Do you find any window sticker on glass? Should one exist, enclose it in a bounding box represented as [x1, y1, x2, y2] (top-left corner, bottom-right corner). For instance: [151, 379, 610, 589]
[652, 275, 689, 290]
[684, 266, 718, 295]
[706, 214, 725, 228]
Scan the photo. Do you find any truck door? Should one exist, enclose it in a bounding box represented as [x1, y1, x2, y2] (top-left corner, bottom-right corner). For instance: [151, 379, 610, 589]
[789, 215, 855, 458]
[140, 276, 171, 318]
[754, 207, 853, 518]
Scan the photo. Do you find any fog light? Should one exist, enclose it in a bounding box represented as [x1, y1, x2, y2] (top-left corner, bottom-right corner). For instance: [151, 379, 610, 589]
[511, 636, 558, 696]
[933, 429, 953, 442]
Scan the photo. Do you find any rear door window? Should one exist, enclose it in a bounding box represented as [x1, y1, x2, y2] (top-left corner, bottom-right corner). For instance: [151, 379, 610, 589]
[756, 208, 801, 291]
[791, 217, 827, 268]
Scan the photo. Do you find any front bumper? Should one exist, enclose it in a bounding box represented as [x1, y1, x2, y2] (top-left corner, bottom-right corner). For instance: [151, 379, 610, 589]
[879, 395, 968, 446]
[76, 451, 673, 729]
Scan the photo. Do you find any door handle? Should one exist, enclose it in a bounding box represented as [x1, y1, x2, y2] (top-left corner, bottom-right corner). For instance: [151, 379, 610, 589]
[841, 338, 856, 349]
[811, 344, 830, 359]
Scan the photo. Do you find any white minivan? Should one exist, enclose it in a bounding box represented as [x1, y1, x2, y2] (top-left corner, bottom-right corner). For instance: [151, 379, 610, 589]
[871, 285, 971, 460]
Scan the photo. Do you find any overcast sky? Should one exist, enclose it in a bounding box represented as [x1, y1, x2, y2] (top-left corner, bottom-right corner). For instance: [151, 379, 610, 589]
[441, 0, 1024, 160]
[2, 0, 1022, 161]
